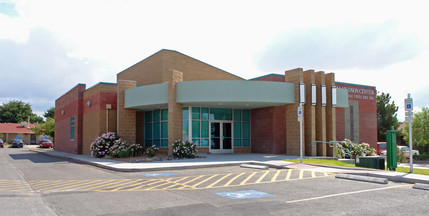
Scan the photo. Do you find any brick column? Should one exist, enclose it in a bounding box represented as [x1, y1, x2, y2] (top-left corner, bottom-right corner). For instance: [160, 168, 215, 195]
[303, 70, 316, 156]
[168, 69, 183, 156]
[315, 72, 327, 156]
[285, 68, 304, 156]
[117, 79, 137, 144]
[325, 73, 336, 157]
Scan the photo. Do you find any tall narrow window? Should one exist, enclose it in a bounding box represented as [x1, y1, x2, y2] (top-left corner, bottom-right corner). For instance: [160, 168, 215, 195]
[70, 116, 75, 140]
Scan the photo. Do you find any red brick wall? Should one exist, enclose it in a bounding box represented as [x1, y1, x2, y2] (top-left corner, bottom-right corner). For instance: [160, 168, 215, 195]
[336, 108, 346, 141]
[336, 83, 377, 148]
[55, 84, 86, 154]
[251, 105, 286, 154]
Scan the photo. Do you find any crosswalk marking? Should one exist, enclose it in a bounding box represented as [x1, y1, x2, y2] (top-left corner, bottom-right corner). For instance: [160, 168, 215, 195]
[0, 169, 334, 193]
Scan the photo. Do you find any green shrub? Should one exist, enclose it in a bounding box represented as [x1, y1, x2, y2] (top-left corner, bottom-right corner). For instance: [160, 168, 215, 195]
[335, 139, 376, 159]
[90, 132, 119, 158]
[128, 143, 143, 157]
[145, 145, 159, 157]
[173, 140, 197, 159]
[397, 148, 407, 163]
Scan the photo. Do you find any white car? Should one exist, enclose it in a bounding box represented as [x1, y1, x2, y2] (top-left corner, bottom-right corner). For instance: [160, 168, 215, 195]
[381, 146, 419, 158]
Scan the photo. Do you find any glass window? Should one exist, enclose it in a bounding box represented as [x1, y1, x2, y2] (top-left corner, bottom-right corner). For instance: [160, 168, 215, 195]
[183, 120, 189, 139]
[201, 121, 209, 138]
[153, 122, 160, 139]
[145, 111, 152, 122]
[242, 139, 250, 146]
[192, 107, 200, 120]
[161, 122, 168, 138]
[153, 139, 160, 147]
[161, 109, 168, 121]
[242, 122, 250, 138]
[201, 139, 209, 147]
[201, 108, 209, 120]
[145, 123, 152, 139]
[242, 110, 250, 121]
[234, 122, 241, 138]
[153, 110, 160, 122]
[161, 139, 168, 147]
[234, 139, 241, 147]
[70, 116, 75, 140]
[192, 121, 200, 138]
[192, 139, 200, 146]
[234, 109, 241, 121]
[210, 108, 232, 120]
[182, 107, 189, 120]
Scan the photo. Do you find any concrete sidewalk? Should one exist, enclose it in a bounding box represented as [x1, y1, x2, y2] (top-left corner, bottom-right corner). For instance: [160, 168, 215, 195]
[28, 146, 429, 185]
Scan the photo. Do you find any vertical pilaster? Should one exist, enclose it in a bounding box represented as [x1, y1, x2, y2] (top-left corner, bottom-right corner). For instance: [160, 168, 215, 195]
[325, 73, 336, 156]
[285, 68, 304, 156]
[315, 72, 327, 156]
[303, 70, 316, 156]
[117, 79, 137, 144]
[168, 69, 183, 156]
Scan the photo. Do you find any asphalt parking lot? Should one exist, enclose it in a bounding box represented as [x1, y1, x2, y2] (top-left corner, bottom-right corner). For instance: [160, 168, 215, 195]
[1, 147, 429, 215]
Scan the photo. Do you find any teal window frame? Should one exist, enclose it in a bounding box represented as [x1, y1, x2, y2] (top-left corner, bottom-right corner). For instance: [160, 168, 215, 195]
[144, 109, 168, 147]
[70, 116, 75, 140]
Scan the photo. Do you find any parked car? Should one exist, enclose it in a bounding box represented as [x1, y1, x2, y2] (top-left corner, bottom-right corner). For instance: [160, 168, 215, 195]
[377, 142, 386, 155]
[381, 146, 419, 158]
[0, 139, 3, 148]
[12, 139, 24, 148]
[39, 139, 53, 148]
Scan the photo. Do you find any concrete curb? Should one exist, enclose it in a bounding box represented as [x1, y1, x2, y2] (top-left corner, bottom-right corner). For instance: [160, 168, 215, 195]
[413, 183, 429, 191]
[37, 151, 252, 172]
[335, 174, 388, 184]
[240, 164, 269, 170]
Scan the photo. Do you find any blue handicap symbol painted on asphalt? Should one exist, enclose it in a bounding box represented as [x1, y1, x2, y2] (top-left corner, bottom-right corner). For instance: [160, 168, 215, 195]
[141, 173, 176, 177]
[215, 190, 275, 199]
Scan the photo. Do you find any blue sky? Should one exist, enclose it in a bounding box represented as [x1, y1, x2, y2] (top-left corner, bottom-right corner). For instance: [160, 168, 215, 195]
[1, 0, 428, 120]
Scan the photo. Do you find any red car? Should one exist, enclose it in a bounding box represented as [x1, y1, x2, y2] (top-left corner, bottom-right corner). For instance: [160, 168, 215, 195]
[377, 142, 387, 155]
[39, 139, 53, 148]
[0, 139, 3, 148]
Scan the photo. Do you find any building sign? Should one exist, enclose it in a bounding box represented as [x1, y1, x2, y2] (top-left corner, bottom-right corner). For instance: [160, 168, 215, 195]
[338, 85, 375, 101]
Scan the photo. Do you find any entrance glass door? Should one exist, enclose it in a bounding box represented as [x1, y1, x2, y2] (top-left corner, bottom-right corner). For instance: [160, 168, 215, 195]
[210, 121, 233, 153]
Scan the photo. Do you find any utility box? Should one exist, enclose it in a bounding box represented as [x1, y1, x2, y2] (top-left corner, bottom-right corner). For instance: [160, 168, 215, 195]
[356, 156, 385, 170]
[386, 126, 397, 171]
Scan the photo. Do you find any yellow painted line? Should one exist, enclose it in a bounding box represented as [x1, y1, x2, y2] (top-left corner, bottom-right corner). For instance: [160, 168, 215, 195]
[299, 170, 304, 179]
[286, 184, 412, 204]
[206, 173, 233, 188]
[110, 179, 152, 191]
[223, 172, 245, 187]
[144, 180, 175, 190]
[90, 179, 140, 191]
[255, 170, 270, 183]
[127, 179, 170, 191]
[311, 171, 316, 178]
[35, 180, 96, 191]
[285, 169, 292, 180]
[181, 175, 205, 185]
[191, 174, 219, 187]
[162, 177, 194, 190]
[239, 172, 257, 185]
[58, 179, 124, 192]
[271, 170, 281, 182]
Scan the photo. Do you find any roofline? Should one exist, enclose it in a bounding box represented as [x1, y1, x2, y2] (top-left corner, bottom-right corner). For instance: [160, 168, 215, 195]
[336, 81, 376, 89]
[56, 83, 86, 101]
[117, 49, 245, 80]
[84, 82, 117, 92]
[249, 73, 285, 80]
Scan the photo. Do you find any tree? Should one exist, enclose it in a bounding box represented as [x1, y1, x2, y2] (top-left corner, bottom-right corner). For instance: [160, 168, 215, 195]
[377, 92, 399, 142]
[32, 117, 55, 139]
[403, 107, 429, 153]
[0, 100, 44, 123]
[44, 107, 55, 119]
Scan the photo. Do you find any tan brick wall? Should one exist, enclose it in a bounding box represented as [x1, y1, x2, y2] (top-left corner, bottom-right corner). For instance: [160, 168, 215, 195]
[315, 72, 327, 156]
[82, 83, 118, 155]
[117, 50, 243, 87]
[234, 147, 252, 153]
[285, 68, 304, 156]
[167, 69, 183, 156]
[117, 80, 137, 144]
[303, 70, 316, 156]
[325, 73, 336, 156]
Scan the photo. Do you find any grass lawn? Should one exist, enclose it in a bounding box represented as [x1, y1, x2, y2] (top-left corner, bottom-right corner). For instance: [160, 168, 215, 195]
[284, 158, 429, 176]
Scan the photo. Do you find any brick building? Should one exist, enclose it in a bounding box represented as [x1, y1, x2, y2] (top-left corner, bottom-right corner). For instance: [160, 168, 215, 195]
[55, 49, 377, 156]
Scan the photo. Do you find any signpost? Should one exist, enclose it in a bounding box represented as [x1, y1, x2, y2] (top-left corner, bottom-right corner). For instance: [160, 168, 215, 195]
[298, 105, 303, 163]
[404, 94, 413, 172]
